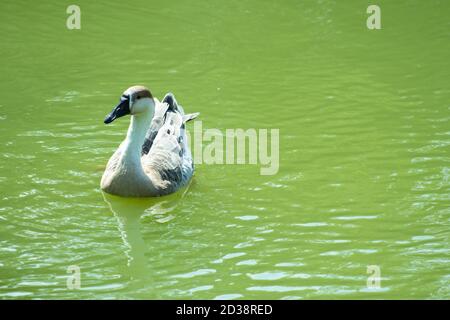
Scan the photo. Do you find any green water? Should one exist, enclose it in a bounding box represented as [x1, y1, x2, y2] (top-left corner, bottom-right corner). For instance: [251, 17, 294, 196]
[0, 0, 449, 299]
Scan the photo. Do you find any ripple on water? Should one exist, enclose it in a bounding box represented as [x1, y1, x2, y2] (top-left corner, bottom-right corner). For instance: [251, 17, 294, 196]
[332, 215, 379, 220]
[275, 262, 305, 267]
[294, 222, 328, 227]
[247, 272, 288, 281]
[236, 259, 259, 266]
[291, 273, 312, 279]
[175, 285, 214, 296]
[16, 281, 59, 287]
[233, 241, 254, 249]
[235, 215, 259, 221]
[80, 283, 126, 292]
[214, 293, 243, 300]
[171, 269, 216, 279]
[320, 249, 378, 257]
[411, 235, 435, 241]
[247, 286, 321, 293]
[223, 252, 246, 260]
[0, 292, 34, 298]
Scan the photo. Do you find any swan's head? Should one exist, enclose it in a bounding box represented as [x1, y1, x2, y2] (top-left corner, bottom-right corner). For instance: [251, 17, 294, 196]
[104, 85, 154, 124]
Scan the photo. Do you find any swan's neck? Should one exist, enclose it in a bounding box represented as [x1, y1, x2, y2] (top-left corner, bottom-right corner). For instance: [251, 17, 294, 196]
[122, 107, 154, 165]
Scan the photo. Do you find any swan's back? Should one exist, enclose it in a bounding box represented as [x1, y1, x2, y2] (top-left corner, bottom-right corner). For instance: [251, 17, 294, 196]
[141, 93, 198, 195]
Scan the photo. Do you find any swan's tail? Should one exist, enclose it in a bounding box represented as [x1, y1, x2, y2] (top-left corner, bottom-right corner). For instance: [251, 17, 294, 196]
[142, 93, 199, 157]
[161, 93, 199, 163]
[182, 112, 200, 123]
[162, 93, 199, 117]
[162, 92, 200, 127]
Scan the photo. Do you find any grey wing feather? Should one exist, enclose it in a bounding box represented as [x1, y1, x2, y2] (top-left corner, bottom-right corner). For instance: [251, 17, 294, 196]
[142, 114, 184, 193]
[141, 93, 185, 155]
[141, 93, 197, 194]
[141, 99, 169, 155]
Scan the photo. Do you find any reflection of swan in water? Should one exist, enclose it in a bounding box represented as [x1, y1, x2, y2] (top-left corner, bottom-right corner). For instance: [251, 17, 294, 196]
[102, 184, 191, 279]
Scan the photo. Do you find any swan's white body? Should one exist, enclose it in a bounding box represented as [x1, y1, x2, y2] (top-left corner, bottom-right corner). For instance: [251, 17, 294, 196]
[101, 86, 198, 197]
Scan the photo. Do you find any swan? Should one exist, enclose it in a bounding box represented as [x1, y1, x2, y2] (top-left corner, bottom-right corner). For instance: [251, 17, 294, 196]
[100, 85, 199, 197]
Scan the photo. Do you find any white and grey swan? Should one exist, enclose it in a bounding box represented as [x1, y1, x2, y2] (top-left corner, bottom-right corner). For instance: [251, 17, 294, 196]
[101, 85, 199, 197]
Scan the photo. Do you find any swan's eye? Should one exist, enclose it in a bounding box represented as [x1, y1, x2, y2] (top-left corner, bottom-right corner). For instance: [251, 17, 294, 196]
[136, 95, 141, 100]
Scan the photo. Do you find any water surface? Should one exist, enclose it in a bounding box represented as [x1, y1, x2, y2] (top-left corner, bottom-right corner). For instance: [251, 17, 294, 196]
[0, 0, 449, 299]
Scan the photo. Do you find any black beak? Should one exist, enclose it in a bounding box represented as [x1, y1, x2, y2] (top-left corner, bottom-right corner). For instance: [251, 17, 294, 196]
[104, 96, 131, 124]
